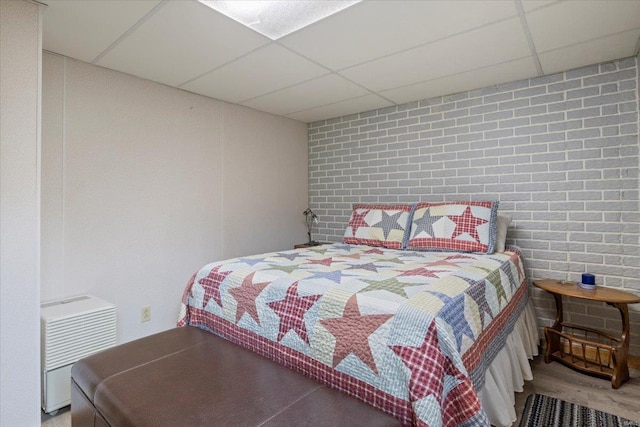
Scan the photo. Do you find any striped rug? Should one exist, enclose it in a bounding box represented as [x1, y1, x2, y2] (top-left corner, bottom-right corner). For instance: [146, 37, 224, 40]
[519, 394, 639, 427]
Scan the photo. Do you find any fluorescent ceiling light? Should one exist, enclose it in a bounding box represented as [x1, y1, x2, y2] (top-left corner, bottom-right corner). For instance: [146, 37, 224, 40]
[198, 1, 361, 40]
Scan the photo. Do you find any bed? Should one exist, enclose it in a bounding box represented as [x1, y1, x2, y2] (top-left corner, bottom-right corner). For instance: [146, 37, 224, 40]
[178, 202, 539, 427]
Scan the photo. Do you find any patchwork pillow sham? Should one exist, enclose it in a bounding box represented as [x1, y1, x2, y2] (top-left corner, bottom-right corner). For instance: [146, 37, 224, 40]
[406, 201, 499, 253]
[343, 204, 414, 249]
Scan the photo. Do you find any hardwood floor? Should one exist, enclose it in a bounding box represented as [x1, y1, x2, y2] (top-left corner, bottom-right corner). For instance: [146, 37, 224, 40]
[514, 354, 640, 425]
[41, 354, 640, 427]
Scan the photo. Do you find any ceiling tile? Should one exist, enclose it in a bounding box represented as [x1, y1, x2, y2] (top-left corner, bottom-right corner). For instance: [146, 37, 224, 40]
[43, 0, 161, 63]
[520, 1, 559, 13]
[340, 18, 531, 92]
[380, 57, 538, 105]
[539, 29, 640, 75]
[527, 0, 640, 53]
[180, 45, 329, 104]
[285, 94, 393, 123]
[280, 0, 517, 71]
[96, 1, 269, 87]
[240, 74, 371, 116]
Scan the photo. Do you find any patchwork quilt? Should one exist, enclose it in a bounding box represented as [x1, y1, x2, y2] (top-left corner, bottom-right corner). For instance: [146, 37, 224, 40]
[178, 244, 529, 427]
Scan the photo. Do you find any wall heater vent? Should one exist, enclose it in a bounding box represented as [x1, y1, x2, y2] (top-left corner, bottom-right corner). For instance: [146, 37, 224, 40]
[41, 294, 116, 413]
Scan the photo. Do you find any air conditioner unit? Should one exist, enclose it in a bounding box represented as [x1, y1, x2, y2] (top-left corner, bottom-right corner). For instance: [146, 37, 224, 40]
[40, 294, 116, 413]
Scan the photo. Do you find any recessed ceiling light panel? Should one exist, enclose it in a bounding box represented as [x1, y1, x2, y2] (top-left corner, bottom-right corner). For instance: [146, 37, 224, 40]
[198, 0, 361, 40]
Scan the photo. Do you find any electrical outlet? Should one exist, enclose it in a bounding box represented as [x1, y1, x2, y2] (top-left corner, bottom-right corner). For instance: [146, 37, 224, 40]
[141, 306, 151, 322]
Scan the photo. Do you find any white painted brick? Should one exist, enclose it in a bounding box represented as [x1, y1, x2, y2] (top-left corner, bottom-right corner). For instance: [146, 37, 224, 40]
[470, 104, 497, 115]
[566, 64, 600, 79]
[584, 91, 637, 107]
[515, 105, 546, 117]
[308, 57, 640, 355]
[567, 107, 601, 119]
[531, 93, 564, 105]
[531, 132, 566, 143]
[548, 99, 582, 113]
[457, 115, 484, 126]
[531, 112, 565, 124]
[484, 110, 513, 121]
[568, 87, 600, 100]
[497, 79, 530, 92]
[488, 133, 517, 145]
[621, 123, 638, 134]
[530, 73, 564, 86]
[548, 80, 582, 93]
[500, 99, 530, 110]
[500, 117, 529, 128]
[515, 124, 548, 135]
[519, 146, 550, 160]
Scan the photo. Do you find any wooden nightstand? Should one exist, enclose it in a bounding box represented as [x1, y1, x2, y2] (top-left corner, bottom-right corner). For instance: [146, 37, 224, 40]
[533, 278, 640, 388]
[294, 242, 328, 249]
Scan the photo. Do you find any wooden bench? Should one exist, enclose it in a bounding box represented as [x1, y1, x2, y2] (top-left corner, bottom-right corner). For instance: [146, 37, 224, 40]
[71, 326, 402, 427]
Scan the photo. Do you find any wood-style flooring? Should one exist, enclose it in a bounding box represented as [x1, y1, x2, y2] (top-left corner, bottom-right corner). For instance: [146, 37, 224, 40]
[41, 354, 640, 427]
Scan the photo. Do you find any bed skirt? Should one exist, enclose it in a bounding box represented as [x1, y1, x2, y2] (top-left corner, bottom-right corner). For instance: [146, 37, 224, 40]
[479, 300, 540, 427]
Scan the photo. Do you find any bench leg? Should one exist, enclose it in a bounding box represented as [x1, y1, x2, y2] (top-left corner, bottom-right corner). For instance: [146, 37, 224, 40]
[71, 379, 110, 427]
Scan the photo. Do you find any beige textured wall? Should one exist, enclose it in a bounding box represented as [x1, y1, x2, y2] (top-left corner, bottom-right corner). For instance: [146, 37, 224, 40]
[41, 53, 308, 343]
[222, 103, 309, 258]
[0, 1, 42, 425]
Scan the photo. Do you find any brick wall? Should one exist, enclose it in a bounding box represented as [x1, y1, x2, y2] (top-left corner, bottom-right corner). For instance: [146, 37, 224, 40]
[308, 57, 640, 355]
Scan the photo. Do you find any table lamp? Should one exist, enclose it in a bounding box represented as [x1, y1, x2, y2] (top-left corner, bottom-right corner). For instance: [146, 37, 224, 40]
[303, 208, 319, 246]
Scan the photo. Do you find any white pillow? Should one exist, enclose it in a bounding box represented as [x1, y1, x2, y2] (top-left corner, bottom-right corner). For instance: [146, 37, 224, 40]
[494, 214, 512, 253]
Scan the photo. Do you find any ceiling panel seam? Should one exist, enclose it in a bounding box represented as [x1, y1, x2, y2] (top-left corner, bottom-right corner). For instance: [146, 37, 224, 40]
[236, 73, 336, 105]
[235, 69, 395, 110]
[377, 55, 534, 96]
[538, 28, 640, 56]
[272, 42, 396, 107]
[283, 93, 379, 118]
[334, 13, 519, 73]
[514, 0, 543, 76]
[273, 42, 396, 106]
[177, 42, 276, 88]
[90, 0, 168, 65]
[25, 0, 47, 6]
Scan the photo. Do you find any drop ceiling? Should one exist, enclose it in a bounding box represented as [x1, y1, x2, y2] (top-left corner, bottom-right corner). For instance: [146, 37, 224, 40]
[42, 0, 640, 123]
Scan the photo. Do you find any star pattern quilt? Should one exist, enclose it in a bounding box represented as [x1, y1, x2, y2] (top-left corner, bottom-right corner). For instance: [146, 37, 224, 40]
[178, 244, 529, 427]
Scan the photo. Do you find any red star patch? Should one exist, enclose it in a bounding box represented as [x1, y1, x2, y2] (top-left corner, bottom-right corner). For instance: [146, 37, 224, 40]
[450, 206, 488, 242]
[319, 295, 392, 374]
[445, 254, 475, 261]
[514, 254, 525, 283]
[228, 272, 270, 325]
[267, 282, 321, 344]
[199, 265, 232, 307]
[348, 209, 369, 235]
[363, 248, 384, 255]
[424, 259, 464, 269]
[390, 320, 481, 424]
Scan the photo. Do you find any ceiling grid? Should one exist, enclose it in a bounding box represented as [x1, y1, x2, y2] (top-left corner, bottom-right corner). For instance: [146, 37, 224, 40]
[42, 0, 640, 123]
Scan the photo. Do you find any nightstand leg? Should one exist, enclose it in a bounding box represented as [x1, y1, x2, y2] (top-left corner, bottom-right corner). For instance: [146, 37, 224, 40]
[545, 292, 563, 364]
[610, 302, 631, 389]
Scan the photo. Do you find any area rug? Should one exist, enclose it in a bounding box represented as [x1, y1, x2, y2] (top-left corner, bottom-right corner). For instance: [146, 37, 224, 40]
[519, 393, 639, 427]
